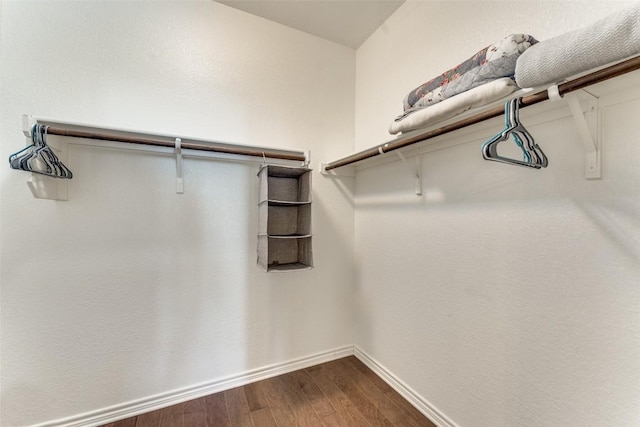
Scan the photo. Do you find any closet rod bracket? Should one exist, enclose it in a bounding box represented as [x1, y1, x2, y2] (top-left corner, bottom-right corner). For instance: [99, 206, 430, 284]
[319, 162, 355, 177]
[396, 151, 422, 196]
[175, 138, 184, 194]
[554, 88, 601, 179]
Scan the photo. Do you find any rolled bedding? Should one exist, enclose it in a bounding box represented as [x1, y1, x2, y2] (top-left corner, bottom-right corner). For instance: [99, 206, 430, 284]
[515, 4, 640, 88]
[402, 33, 538, 113]
[390, 78, 518, 135]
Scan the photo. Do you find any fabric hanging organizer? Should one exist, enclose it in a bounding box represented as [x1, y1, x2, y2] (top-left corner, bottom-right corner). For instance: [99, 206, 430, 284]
[257, 164, 313, 272]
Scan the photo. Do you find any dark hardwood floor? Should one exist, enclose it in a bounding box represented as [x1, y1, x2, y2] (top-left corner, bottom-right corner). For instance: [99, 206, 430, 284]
[101, 356, 437, 427]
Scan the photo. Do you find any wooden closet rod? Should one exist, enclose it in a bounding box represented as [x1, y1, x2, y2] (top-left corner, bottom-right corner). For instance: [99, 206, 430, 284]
[41, 126, 307, 162]
[324, 55, 640, 171]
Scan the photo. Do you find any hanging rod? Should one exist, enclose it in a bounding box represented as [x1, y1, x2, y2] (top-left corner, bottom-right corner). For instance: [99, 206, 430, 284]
[25, 116, 308, 163]
[323, 55, 640, 171]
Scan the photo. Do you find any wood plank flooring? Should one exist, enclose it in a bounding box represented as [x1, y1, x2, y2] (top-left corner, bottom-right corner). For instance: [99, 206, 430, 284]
[101, 356, 436, 427]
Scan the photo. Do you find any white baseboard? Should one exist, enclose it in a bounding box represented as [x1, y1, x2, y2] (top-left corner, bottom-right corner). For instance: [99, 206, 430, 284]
[353, 347, 459, 427]
[33, 346, 353, 427]
[33, 346, 455, 427]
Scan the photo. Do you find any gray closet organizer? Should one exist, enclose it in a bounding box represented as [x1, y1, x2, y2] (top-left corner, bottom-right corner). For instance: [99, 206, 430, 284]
[257, 165, 313, 272]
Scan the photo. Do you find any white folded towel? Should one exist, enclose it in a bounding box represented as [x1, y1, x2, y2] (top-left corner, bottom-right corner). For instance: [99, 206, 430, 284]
[389, 78, 518, 135]
[515, 4, 640, 88]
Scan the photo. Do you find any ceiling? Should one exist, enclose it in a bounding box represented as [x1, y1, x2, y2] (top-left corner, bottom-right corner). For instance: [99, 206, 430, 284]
[215, 0, 405, 49]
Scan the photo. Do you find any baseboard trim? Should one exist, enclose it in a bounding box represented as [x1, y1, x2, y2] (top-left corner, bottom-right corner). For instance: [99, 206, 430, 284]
[33, 346, 353, 427]
[353, 347, 459, 427]
[33, 345, 456, 427]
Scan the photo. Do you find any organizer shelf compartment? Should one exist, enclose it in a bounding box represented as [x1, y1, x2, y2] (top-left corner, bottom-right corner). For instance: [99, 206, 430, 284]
[257, 235, 313, 272]
[259, 165, 311, 203]
[258, 202, 311, 236]
[257, 165, 313, 272]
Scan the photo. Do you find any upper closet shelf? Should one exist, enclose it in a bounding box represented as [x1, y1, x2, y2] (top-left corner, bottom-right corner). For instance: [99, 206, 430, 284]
[321, 55, 640, 178]
[16, 115, 310, 201]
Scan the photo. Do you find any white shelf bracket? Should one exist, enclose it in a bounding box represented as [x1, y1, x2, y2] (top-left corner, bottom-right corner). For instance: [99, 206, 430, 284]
[563, 90, 601, 179]
[396, 151, 422, 196]
[174, 137, 184, 194]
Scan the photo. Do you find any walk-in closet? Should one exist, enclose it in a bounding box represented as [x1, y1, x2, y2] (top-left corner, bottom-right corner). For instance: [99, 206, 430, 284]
[1, 1, 639, 426]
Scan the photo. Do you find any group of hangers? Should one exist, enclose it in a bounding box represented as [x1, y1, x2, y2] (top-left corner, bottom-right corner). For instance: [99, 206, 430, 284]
[9, 124, 73, 179]
[482, 97, 548, 169]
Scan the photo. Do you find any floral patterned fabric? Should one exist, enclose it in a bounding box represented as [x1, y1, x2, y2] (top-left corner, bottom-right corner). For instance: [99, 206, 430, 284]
[390, 78, 519, 135]
[402, 34, 537, 114]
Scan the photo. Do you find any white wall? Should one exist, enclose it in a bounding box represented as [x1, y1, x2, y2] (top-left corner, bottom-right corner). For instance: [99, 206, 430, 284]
[354, 1, 640, 426]
[0, 1, 355, 425]
[4, 1, 640, 426]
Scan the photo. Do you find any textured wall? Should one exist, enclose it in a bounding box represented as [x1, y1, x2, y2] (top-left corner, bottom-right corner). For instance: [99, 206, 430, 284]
[0, 1, 355, 425]
[354, 1, 640, 426]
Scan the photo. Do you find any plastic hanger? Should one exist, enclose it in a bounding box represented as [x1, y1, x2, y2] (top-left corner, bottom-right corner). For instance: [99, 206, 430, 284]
[507, 98, 548, 168]
[9, 124, 73, 178]
[482, 98, 548, 169]
[10, 125, 49, 174]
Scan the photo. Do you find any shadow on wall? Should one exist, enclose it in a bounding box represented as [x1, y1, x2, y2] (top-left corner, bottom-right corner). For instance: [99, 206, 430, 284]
[578, 198, 640, 264]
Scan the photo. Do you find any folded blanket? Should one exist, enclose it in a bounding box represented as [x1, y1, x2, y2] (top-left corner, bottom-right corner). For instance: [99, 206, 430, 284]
[403, 34, 537, 112]
[390, 78, 518, 135]
[515, 5, 640, 88]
